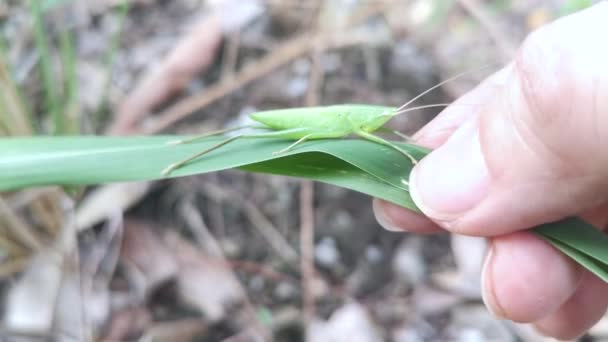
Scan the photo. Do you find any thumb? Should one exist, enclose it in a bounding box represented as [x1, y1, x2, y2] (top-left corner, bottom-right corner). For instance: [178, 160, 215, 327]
[410, 3, 608, 236]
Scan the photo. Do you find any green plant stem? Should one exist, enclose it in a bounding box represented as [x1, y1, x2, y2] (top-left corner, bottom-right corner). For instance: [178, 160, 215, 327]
[95, 0, 129, 131]
[29, 0, 62, 134]
[1, 135, 608, 282]
[59, 27, 78, 134]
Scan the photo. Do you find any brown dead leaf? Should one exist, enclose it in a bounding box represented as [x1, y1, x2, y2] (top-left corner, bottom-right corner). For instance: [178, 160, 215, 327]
[3, 249, 63, 334]
[411, 285, 462, 317]
[308, 302, 383, 342]
[432, 235, 486, 299]
[109, 14, 223, 134]
[164, 232, 243, 322]
[76, 182, 150, 231]
[120, 220, 179, 296]
[139, 318, 207, 342]
[102, 306, 152, 341]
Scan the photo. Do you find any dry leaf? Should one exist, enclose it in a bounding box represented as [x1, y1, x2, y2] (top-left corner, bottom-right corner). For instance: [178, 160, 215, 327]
[76, 182, 150, 231]
[308, 302, 383, 342]
[3, 250, 63, 333]
[120, 220, 179, 296]
[110, 14, 223, 134]
[165, 232, 243, 322]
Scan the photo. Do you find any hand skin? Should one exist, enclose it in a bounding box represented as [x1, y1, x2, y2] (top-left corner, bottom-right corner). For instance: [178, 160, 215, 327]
[373, 3, 608, 340]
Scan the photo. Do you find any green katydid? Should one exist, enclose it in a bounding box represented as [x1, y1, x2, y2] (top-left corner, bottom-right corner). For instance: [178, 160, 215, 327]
[161, 70, 473, 176]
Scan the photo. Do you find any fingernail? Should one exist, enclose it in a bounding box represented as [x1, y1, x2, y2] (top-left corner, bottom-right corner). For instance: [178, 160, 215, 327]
[409, 118, 490, 224]
[481, 243, 506, 319]
[373, 199, 403, 232]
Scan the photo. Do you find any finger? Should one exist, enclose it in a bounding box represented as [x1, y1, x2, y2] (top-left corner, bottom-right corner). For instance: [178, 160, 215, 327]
[372, 65, 513, 233]
[534, 271, 608, 340]
[409, 3, 608, 235]
[373, 199, 442, 234]
[481, 231, 582, 322]
[481, 205, 608, 338]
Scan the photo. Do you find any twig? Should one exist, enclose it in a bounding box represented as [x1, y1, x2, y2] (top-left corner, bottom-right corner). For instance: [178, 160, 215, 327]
[220, 30, 241, 82]
[299, 180, 315, 327]
[111, 14, 223, 134]
[198, 181, 299, 266]
[0, 256, 29, 278]
[141, 33, 317, 134]
[6, 187, 61, 211]
[179, 199, 270, 341]
[30, 196, 62, 235]
[0, 56, 32, 134]
[457, 0, 517, 60]
[300, 38, 324, 329]
[0, 198, 42, 251]
[226, 259, 299, 285]
[141, 6, 385, 134]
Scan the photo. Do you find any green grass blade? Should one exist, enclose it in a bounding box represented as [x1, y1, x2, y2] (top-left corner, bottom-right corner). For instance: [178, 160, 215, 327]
[2, 135, 608, 280]
[0, 113, 10, 135]
[95, 0, 129, 131]
[0, 42, 34, 135]
[0, 136, 420, 209]
[29, 0, 62, 134]
[534, 217, 608, 265]
[0, 136, 422, 210]
[59, 28, 79, 134]
[539, 235, 608, 282]
[241, 152, 416, 208]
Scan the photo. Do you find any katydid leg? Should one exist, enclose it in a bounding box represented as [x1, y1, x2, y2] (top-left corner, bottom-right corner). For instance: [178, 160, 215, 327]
[355, 130, 418, 165]
[390, 130, 412, 141]
[272, 131, 345, 155]
[166, 125, 268, 145]
[162, 128, 309, 176]
[376, 127, 412, 141]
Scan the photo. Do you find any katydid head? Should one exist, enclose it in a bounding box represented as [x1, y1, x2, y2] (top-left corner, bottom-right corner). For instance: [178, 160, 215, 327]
[355, 106, 396, 132]
[364, 111, 395, 131]
[358, 104, 452, 132]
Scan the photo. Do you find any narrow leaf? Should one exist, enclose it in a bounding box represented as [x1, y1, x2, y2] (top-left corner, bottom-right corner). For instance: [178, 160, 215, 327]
[2, 135, 608, 281]
[539, 235, 608, 282]
[534, 217, 608, 271]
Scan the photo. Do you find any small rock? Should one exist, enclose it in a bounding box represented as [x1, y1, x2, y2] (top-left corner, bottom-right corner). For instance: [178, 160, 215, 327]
[365, 245, 383, 263]
[315, 237, 340, 268]
[308, 302, 383, 342]
[274, 281, 297, 301]
[392, 238, 426, 286]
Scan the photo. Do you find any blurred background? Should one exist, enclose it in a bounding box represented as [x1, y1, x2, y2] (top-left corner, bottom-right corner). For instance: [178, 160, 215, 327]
[0, 0, 603, 341]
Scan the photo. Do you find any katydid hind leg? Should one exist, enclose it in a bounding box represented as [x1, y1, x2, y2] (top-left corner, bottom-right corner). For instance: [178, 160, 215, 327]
[272, 134, 313, 155]
[166, 124, 267, 145]
[377, 127, 412, 141]
[162, 134, 243, 176]
[390, 130, 412, 141]
[272, 131, 344, 155]
[355, 130, 419, 165]
[162, 128, 310, 176]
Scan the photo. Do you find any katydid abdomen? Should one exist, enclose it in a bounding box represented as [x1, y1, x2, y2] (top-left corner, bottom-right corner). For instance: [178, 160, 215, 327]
[250, 105, 396, 134]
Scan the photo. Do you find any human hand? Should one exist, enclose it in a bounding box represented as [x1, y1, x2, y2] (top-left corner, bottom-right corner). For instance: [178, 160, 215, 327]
[374, 3, 608, 339]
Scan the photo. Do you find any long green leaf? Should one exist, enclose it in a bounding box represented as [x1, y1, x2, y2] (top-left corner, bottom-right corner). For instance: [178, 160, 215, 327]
[1, 135, 608, 281]
[540, 235, 608, 282]
[535, 217, 608, 281]
[30, 0, 62, 134]
[0, 136, 424, 206]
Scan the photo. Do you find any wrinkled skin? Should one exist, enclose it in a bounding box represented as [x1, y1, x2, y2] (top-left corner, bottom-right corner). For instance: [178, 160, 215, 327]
[374, 3, 608, 340]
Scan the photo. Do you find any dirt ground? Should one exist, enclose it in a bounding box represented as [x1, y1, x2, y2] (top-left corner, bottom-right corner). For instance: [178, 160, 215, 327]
[1, 0, 605, 341]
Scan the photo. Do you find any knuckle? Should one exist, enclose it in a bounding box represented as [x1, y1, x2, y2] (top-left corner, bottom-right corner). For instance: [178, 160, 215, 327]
[514, 25, 566, 128]
[514, 3, 608, 128]
[510, 9, 608, 175]
[503, 28, 585, 177]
